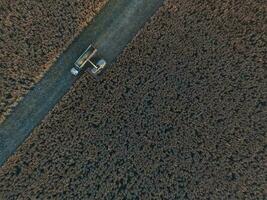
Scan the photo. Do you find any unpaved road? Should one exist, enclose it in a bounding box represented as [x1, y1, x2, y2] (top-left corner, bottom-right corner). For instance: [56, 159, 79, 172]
[0, 0, 108, 123]
[0, 0, 265, 198]
[0, 0, 164, 166]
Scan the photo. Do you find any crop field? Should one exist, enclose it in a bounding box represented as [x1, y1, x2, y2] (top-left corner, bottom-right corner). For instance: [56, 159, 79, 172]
[0, 0, 265, 199]
[0, 0, 108, 123]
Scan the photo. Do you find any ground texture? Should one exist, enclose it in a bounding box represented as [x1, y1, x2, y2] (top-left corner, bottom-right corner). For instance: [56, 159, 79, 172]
[0, 0, 108, 123]
[0, 0, 266, 199]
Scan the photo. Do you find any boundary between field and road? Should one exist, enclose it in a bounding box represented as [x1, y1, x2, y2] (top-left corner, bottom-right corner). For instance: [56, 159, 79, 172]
[0, 0, 164, 166]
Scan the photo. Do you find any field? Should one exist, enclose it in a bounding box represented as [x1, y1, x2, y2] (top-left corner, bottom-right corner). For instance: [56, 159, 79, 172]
[0, 0, 108, 123]
[0, 0, 265, 199]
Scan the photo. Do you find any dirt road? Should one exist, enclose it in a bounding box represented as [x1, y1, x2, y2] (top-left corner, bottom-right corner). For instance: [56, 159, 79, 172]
[0, 0, 164, 166]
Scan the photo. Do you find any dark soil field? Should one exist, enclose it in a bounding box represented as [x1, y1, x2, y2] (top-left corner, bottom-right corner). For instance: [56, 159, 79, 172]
[0, 0, 266, 199]
[0, 0, 108, 123]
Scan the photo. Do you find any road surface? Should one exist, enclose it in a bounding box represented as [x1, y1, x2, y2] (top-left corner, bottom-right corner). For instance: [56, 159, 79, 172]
[0, 0, 164, 166]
